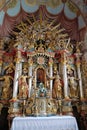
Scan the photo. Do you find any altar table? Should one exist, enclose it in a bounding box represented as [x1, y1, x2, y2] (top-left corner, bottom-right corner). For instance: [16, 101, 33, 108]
[10, 115, 79, 130]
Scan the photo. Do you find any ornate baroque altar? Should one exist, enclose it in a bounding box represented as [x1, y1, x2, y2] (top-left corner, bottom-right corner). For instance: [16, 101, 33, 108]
[0, 18, 87, 117]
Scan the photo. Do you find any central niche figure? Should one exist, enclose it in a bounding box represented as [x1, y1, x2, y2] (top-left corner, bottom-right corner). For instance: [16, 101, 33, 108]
[38, 82, 47, 97]
[37, 68, 45, 87]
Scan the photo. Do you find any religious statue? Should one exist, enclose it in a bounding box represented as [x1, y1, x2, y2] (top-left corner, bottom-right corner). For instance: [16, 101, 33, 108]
[38, 82, 47, 97]
[67, 67, 78, 98]
[18, 66, 32, 99]
[0, 71, 13, 99]
[52, 73, 63, 99]
[36, 42, 45, 53]
[3, 63, 15, 77]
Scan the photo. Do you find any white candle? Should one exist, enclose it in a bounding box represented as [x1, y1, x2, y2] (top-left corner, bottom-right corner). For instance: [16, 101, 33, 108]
[75, 53, 83, 99]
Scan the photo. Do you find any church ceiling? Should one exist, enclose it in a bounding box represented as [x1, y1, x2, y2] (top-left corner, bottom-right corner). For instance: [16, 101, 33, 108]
[0, 0, 86, 40]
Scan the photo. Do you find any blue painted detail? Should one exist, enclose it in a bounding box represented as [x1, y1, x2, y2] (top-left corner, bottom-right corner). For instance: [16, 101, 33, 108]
[7, 1, 20, 16]
[78, 15, 86, 30]
[21, 0, 39, 13]
[0, 11, 5, 25]
[64, 4, 76, 19]
[46, 3, 64, 14]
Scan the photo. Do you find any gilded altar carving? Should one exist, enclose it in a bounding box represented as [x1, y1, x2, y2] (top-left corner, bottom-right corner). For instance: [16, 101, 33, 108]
[0, 17, 86, 116]
[67, 66, 79, 98]
[18, 64, 32, 99]
[0, 75, 13, 99]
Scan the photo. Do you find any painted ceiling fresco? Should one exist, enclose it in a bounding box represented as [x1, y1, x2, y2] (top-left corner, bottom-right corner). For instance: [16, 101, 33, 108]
[0, 0, 87, 41]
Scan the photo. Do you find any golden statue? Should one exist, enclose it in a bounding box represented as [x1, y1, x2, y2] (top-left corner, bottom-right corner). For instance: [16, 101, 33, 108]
[3, 63, 15, 76]
[0, 63, 14, 99]
[67, 67, 78, 98]
[18, 67, 32, 99]
[52, 74, 63, 99]
[0, 75, 13, 99]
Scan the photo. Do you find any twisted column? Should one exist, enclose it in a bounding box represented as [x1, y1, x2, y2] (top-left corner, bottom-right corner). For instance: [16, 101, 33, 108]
[49, 58, 53, 98]
[75, 52, 84, 99]
[60, 50, 69, 99]
[13, 45, 22, 98]
[28, 57, 33, 97]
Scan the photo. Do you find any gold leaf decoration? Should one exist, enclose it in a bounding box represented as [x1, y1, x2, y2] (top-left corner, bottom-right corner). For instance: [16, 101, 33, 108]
[25, 0, 37, 6]
[7, 0, 18, 9]
[0, 0, 6, 9]
[67, 0, 79, 14]
[47, 0, 62, 8]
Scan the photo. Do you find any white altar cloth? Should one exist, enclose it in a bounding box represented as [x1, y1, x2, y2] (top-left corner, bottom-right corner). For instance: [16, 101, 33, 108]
[10, 115, 79, 130]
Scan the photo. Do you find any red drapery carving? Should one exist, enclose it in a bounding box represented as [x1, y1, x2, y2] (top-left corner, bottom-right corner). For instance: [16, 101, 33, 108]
[0, 5, 86, 41]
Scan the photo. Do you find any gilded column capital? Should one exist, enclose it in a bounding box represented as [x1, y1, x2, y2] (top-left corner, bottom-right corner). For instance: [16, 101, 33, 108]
[28, 57, 33, 66]
[49, 57, 53, 66]
[16, 58, 22, 63]
[75, 52, 82, 67]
